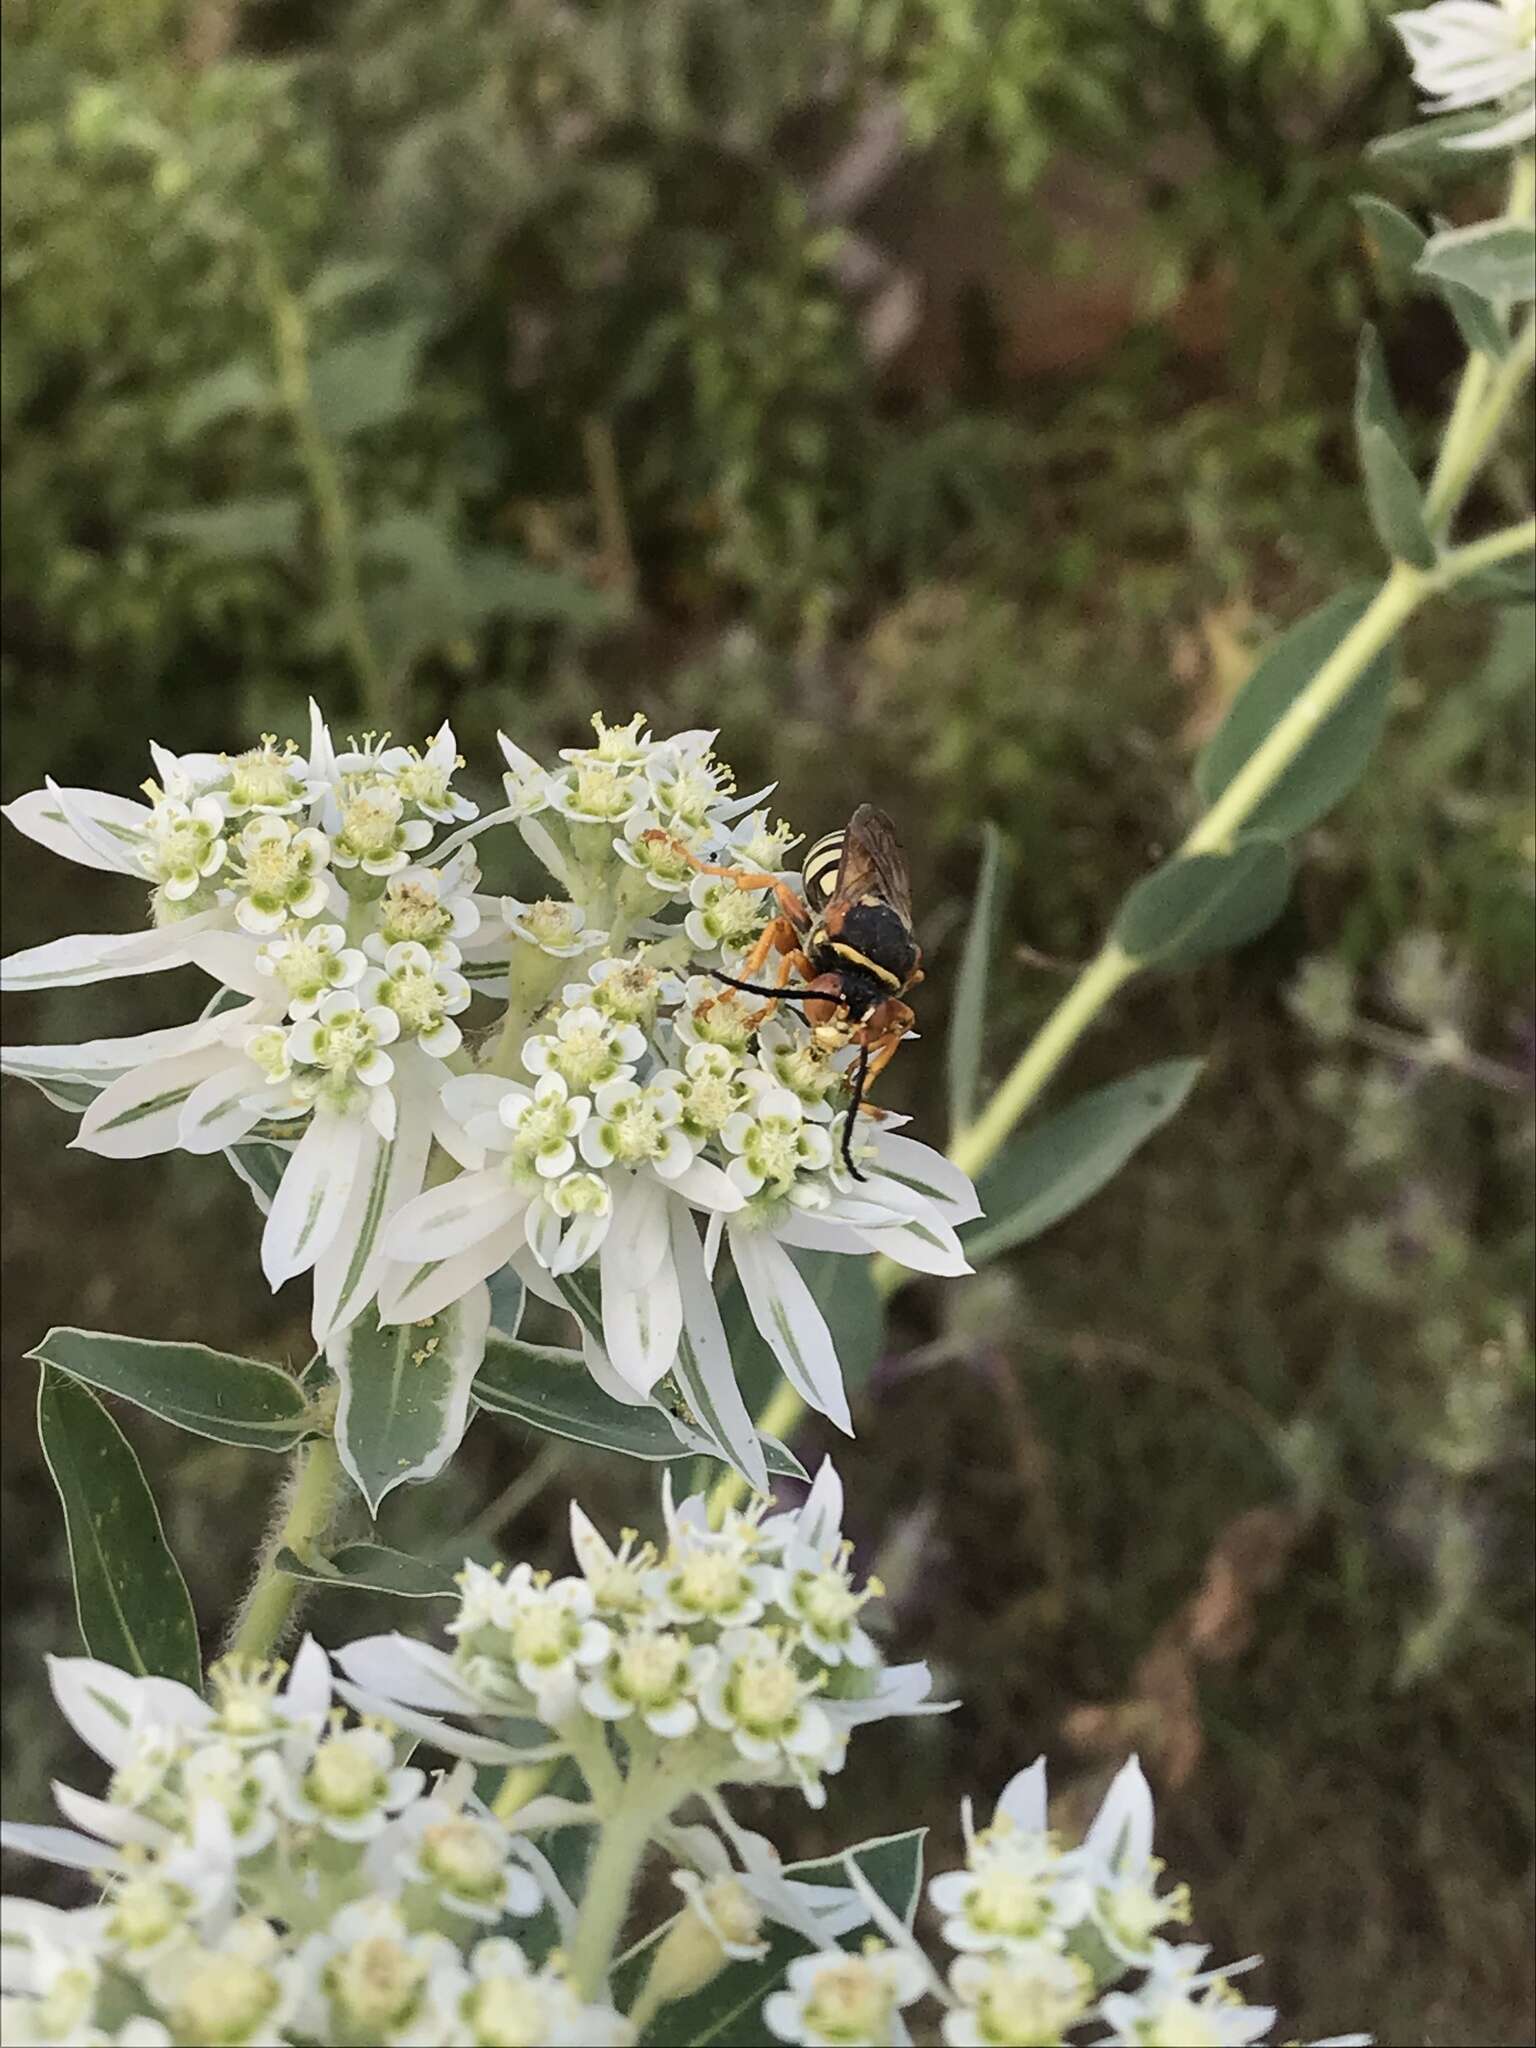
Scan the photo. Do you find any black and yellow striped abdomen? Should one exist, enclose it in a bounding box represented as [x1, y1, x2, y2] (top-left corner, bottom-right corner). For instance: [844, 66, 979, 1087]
[801, 830, 845, 905]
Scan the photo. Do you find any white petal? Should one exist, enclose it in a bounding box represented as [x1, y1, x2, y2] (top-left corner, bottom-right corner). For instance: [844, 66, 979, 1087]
[670, 1200, 767, 1492]
[178, 1064, 269, 1154]
[855, 1212, 972, 1278]
[994, 1757, 1049, 1835]
[2, 1014, 228, 1085]
[45, 1657, 144, 1767]
[0, 1821, 125, 1873]
[0, 917, 216, 993]
[729, 1226, 852, 1435]
[261, 1110, 367, 1287]
[2, 785, 150, 874]
[182, 927, 272, 999]
[577, 1326, 655, 1408]
[604, 1173, 671, 1290]
[51, 1782, 170, 1851]
[599, 1264, 683, 1395]
[75, 1045, 234, 1159]
[285, 1636, 333, 1723]
[665, 1154, 748, 1212]
[1084, 1754, 1154, 1873]
[376, 1219, 524, 1325]
[866, 1132, 983, 1223]
[312, 1055, 435, 1342]
[331, 1680, 558, 1764]
[383, 1167, 517, 1263]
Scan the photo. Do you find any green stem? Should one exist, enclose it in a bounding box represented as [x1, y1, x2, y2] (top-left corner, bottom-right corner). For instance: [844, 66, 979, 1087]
[566, 1794, 657, 2001]
[265, 266, 391, 727]
[1436, 515, 1536, 584]
[227, 1437, 345, 1660]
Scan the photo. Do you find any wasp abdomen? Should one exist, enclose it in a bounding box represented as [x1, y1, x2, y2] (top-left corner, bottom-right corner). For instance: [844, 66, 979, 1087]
[812, 899, 919, 992]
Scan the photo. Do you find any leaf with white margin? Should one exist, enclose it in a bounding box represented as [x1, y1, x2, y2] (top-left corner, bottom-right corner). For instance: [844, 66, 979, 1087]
[262, 1108, 371, 1289]
[332, 1679, 562, 1765]
[44, 1654, 208, 1771]
[377, 1221, 525, 1328]
[599, 1184, 683, 1395]
[330, 1285, 491, 1514]
[1, 784, 150, 873]
[50, 1783, 170, 1851]
[728, 1224, 852, 1436]
[72, 1045, 233, 1160]
[669, 1200, 767, 1492]
[2, 1014, 230, 1089]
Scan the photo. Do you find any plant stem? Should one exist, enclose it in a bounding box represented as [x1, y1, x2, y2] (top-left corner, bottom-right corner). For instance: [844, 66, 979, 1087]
[265, 267, 391, 727]
[1436, 515, 1536, 583]
[566, 1794, 657, 2001]
[226, 1437, 345, 1660]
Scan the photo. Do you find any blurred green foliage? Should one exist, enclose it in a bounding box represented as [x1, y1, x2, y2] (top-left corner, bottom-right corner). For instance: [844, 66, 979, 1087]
[1, 1, 1532, 2042]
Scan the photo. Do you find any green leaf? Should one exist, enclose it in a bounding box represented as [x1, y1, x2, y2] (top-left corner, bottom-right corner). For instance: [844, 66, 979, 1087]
[474, 1338, 692, 1461]
[474, 1335, 801, 1476]
[964, 1059, 1203, 1265]
[25, 1328, 313, 1452]
[36, 1369, 200, 1689]
[273, 1542, 457, 1600]
[620, 1831, 926, 2046]
[1355, 328, 1435, 569]
[1112, 838, 1292, 969]
[308, 319, 430, 438]
[947, 821, 1007, 1137]
[143, 496, 302, 559]
[305, 259, 395, 312]
[1194, 588, 1400, 837]
[457, 548, 618, 628]
[1353, 195, 1426, 285]
[1416, 221, 1536, 306]
[169, 359, 274, 441]
[331, 1293, 490, 1515]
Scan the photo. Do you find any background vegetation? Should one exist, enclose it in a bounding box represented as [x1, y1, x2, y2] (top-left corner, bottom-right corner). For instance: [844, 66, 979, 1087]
[2, 2, 1532, 2040]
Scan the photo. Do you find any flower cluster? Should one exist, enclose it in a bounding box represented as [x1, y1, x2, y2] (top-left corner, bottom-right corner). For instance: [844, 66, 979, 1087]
[760, 1758, 1370, 2048]
[2, 710, 978, 1491]
[1392, 0, 1536, 151]
[0, 1644, 626, 2048]
[337, 1461, 948, 1816]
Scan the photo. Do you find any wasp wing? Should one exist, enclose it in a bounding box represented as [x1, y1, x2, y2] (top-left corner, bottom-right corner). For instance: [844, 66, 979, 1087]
[830, 804, 914, 925]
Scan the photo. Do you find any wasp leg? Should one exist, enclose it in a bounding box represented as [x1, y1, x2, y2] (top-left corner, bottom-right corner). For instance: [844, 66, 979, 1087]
[738, 942, 819, 1031]
[639, 832, 810, 932]
[852, 1001, 915, 1112]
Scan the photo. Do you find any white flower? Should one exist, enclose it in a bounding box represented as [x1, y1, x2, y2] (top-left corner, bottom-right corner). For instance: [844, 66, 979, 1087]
[942, 1944, 1094, 2046]
[726, 809, 802, 874]
[928, 1759, 1092, 1959]
[228, 816, 333, 935]
[445, 1936, 628, 2048]
[766, 1463, 881, 1669]
[287, 989, 401, 1114]
[684, 870, 774, 960]
[763, 1945, 928, 2047]
[501, 896, 608, 957]
[362, 941, 471, 1061]
[720, 1081, 834, 1198]
[560, 709, 659, 770]
[672, 1040, 755, 1143]
[576, 953, 684, 1028]
[672, 976, 765, 1054]
[522, 1004, 646, 1092]
[137, 792, 228, 901]
[580, 1626, 716, 1739]
[1393, 0, 1536, 148]
[295, 1898, 460, 2047]
[580, 1074, 694, 1179]
[278, 1720, 425, 1843]
[366, 857, 483, 965]
[496, 734, 554, 816]
[218, 735, 325, 818]
[645, 1481, 776, 1631]
[1096, 1943, 1278, 2048]
[568, 1504, 659, 1622]
[386, 1795, 544, 1924]
[698, 1627, 839, 1804]
[1080, 1756, 1192, 1969]
[330, 775, 435, 876]
[496, 1572, 612, 1724]
[755, 1019, 844, 1120]
[614, 810, 709, 893]
[376, 721, 478, 824]
[147, 1914, 304, 2048]
[671, 1870, 771, 1963]
[256, 921, 366, 1017]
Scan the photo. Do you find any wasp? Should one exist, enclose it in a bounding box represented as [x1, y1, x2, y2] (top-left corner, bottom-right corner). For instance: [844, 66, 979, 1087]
[644, 804, 923, 1180]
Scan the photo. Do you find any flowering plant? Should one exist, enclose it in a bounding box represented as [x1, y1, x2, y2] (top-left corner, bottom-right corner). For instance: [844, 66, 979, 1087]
[2, 16, 1530, 2042]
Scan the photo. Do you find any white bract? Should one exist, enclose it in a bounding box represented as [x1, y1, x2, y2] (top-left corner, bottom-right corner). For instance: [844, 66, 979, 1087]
[1393, 0, 1536, 147]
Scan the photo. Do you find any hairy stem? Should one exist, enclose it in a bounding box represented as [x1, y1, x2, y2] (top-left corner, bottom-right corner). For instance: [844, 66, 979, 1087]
[566, 1793, 657, 2001]
[226, 1437, 345, 1660]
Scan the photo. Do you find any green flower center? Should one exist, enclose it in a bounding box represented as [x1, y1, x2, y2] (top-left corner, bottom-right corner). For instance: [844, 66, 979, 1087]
[173, 1953, 281, 2046]
[615, 1633, 688, 1706]
[380, 878, 455, 948]
[464, 1976, 547, 2048]
[421, 1818, 503, 1898]
[307, 1734, 386, 1816]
